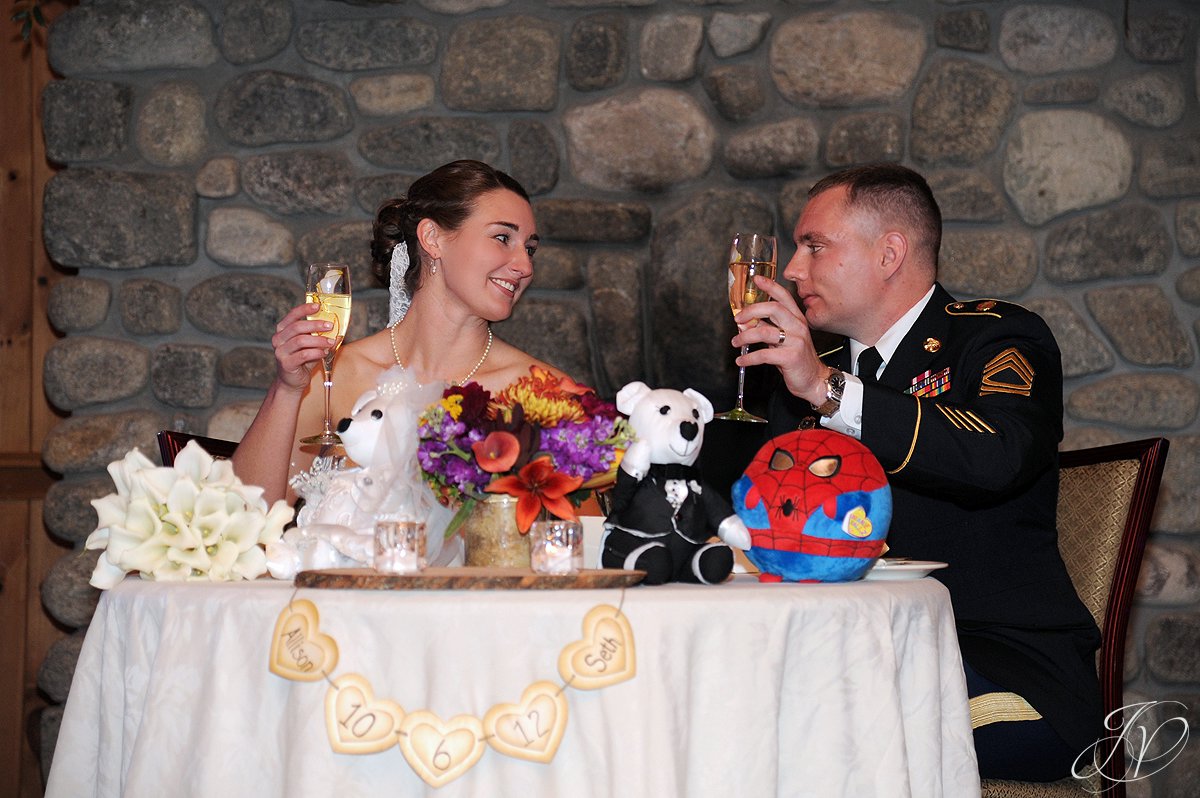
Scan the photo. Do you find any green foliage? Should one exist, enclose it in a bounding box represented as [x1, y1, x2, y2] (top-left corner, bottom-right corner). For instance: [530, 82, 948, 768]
[11, 1, 48, 42]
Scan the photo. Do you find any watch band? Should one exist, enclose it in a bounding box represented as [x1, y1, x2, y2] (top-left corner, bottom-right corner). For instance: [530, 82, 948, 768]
[810, 368, 845, 417]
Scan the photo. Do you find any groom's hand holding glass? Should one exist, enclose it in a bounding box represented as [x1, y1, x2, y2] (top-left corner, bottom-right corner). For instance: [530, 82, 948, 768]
[731, 274, 837, 413]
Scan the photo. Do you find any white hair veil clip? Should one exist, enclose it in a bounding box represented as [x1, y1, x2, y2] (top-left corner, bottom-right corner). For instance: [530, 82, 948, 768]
[388, 242, 412, 326]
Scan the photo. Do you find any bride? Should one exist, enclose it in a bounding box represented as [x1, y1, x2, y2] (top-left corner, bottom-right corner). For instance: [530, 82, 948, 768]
[232, 160, 564, 506]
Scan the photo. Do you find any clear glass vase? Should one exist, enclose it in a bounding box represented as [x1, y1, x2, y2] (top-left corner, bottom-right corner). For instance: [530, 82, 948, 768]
[462, 494, 530, 569]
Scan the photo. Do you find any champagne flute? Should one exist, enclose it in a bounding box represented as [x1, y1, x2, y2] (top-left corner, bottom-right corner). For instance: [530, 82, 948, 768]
[714, 232, 776, 423]
[300, 263, 352, 446]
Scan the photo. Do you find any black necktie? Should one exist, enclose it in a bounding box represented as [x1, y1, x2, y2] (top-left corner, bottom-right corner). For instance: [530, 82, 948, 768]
[857, 347, 883, 385]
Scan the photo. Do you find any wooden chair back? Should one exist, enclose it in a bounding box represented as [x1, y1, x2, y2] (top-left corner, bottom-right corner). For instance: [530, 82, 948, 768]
[156, 430, 238, 466]
[982, 437, 1169, 798]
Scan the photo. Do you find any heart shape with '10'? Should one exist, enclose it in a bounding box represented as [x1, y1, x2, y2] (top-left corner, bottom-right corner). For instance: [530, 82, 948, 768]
[324, 673, 406, 755]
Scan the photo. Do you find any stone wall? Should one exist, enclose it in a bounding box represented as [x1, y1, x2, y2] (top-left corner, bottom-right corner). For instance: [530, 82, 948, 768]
[34, 0, 1200, 791]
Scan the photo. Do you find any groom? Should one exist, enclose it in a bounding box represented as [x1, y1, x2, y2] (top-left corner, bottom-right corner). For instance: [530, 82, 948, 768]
[731, 162, 1101, 782]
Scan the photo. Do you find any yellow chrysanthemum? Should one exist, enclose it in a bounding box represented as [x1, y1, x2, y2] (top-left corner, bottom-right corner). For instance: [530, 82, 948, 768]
[518, 393, 585, 426]
[495, 370, 584, 426]
[440, 394, 464, 420]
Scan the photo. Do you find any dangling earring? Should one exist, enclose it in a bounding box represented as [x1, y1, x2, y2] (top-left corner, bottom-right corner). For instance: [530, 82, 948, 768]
[430, 261, 438, 275]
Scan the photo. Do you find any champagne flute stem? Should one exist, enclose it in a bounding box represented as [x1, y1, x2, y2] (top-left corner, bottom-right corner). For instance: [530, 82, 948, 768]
[735, 345, 749, 411]
[321, 357, 334, 436]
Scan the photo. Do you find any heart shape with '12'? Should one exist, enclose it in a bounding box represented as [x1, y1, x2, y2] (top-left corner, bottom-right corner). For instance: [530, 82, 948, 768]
[483, 680, 569, 763]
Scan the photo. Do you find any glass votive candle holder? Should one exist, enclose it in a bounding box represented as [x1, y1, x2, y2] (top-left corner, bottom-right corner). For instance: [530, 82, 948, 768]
[529, 519, 583, 575]
[373, 520, 427, 574]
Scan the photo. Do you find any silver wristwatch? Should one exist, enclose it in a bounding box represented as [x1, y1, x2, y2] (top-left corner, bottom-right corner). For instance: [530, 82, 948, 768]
[810, 368, 845, 417]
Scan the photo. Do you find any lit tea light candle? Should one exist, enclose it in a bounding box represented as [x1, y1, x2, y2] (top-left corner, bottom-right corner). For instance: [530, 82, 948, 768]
[530, 520, 583, 575]
[374, 520, 427, 574]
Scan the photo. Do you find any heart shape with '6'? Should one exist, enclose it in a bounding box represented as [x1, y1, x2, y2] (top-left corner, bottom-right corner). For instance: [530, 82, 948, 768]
[398, 710, 486, 788]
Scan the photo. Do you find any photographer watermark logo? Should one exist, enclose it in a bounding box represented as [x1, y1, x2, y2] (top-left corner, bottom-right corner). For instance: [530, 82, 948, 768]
[1073, 700, 1190, 791]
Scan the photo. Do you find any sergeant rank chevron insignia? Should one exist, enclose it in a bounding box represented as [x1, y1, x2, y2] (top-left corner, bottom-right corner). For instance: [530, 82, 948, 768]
[980, 347, 1035, 397]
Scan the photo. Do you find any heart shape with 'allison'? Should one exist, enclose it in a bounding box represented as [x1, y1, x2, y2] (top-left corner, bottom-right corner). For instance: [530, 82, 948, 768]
[269, 599, 339, 682]
[557, 604, 636, 690]
[483, 680, 569, 763]
[398, 710, 486, 788]
[324, 673, 406, 755]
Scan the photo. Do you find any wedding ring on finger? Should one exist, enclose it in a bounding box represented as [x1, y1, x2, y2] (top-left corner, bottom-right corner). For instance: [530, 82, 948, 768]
[776, 327, 787, 347]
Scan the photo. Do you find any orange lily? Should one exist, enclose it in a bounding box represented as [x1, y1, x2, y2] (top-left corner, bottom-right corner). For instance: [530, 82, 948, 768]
[485, 456, 583, 532]
[552, 371, 592, 397]
[472, 431, 520, 474]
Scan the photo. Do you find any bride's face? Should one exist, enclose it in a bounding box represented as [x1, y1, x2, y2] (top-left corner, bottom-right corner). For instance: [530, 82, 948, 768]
[434, 188, 539, 320]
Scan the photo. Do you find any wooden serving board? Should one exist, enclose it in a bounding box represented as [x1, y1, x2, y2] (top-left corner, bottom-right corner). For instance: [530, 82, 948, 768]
[294, 567, 646, 591]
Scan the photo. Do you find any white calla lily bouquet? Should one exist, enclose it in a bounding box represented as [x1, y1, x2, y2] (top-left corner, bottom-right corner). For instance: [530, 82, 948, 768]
[85, 440, 294, 589]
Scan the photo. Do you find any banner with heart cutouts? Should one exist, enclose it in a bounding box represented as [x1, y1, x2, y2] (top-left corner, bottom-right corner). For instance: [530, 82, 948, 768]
[268, 599, 636, 788]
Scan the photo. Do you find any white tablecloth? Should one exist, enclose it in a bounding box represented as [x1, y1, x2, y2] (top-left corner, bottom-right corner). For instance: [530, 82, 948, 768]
[47, 575, 979, 798]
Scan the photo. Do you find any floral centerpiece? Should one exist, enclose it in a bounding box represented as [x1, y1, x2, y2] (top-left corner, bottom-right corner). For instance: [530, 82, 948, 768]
[85, 440, 294, 588]
[417, 366, 633, 534]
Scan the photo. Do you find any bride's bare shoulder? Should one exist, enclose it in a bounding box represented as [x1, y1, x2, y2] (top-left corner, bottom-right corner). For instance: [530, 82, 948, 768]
[334, 329, 395, 376]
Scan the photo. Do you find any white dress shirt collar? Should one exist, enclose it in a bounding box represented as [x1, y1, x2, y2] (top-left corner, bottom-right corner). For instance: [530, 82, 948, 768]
[848, 285, 937, 379]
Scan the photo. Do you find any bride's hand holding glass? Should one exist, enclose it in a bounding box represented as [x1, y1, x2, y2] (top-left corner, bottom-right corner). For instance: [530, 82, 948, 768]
[299, 263, 352, 446]
[269, 301, 337, 392]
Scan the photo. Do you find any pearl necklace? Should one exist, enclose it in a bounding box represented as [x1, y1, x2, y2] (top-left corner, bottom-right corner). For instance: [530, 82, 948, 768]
[389, 322, 493, 386]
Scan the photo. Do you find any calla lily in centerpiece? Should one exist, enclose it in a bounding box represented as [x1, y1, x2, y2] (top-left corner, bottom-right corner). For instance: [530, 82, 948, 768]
[472, 431, 521, 474]
[85, 441, 293, 588]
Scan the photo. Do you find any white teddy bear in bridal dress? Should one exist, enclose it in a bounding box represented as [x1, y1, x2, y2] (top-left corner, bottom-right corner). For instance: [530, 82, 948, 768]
[265, 366, 457, 578]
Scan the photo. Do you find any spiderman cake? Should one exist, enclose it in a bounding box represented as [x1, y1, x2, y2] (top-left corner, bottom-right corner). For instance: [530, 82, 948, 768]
[731, 429, 891, 583]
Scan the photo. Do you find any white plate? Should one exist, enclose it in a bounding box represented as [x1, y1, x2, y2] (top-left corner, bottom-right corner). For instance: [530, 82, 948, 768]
[863, 559, 949, 581]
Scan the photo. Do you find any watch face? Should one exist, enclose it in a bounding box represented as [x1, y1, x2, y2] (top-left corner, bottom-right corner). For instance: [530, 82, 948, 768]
[810, 369, 844, 417]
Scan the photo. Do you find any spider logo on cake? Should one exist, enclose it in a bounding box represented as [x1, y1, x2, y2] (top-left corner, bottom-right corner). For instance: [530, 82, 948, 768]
[731, 429, 892, 583]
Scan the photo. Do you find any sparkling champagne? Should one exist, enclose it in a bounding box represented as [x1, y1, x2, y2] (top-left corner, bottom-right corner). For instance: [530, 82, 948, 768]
[301, 262, 352, 447]
[728, 259, 777, 316]
[716, 232, 776, 424]
[305, 291, 352, 346]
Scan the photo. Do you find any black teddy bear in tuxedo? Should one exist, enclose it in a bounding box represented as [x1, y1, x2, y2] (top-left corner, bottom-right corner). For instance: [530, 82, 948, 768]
[601, 382, 751, 585]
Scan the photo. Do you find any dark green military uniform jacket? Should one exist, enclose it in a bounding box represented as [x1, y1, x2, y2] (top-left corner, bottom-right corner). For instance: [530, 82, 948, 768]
[766, 283, 1102, 753]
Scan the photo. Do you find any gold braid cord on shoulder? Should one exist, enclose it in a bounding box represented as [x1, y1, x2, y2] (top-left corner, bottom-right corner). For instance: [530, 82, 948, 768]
[886, 395, 921, 475]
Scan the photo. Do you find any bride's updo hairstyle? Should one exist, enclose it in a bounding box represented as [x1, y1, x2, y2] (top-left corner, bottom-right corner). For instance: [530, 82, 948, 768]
[371, 159, 531, 297]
